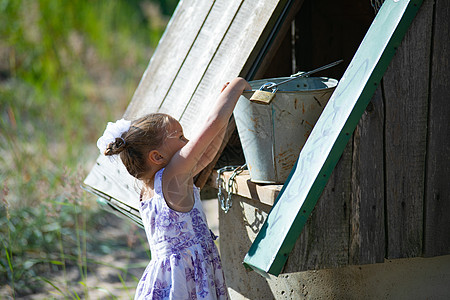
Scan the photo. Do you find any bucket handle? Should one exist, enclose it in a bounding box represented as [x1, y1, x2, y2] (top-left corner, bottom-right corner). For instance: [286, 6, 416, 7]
[260, 59, 343, 91]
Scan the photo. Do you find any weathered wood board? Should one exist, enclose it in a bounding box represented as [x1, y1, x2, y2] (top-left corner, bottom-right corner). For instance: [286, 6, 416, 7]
[83, 0, 295, 225]
[423, 0, 450, 257]
[383, 0, 433, 259]
[349, 86, 385, 265]
[243, 0, 423, 276]
[84, 155, 143, 226]
[125, 0, 215, 120]
[284, 141, 353, 272]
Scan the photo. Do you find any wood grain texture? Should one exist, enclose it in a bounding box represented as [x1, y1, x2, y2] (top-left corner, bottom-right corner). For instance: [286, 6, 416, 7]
[179, 0, 280, 128]
[160, 0, 244, 121]
[124, 0, 215, 120]
[383, 0, 432, 258]
[423, 0, 450, 257]
[84, 155, 142, 212]
[349, 87, 385, 265]
[285, 141, 352, 272]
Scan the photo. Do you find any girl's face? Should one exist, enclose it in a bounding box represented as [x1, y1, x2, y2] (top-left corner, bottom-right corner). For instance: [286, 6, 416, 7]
[159, 119, 189, 161]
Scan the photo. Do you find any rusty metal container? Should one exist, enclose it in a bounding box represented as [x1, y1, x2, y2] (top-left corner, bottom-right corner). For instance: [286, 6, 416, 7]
[233, 76, 338, 184]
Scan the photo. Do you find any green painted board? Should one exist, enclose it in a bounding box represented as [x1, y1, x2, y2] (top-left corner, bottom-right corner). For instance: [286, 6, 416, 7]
[243, 0, 423, 276]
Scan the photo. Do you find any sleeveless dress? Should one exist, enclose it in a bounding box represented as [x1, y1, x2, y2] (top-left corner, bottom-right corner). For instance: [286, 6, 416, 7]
[135, 168, 229, 300]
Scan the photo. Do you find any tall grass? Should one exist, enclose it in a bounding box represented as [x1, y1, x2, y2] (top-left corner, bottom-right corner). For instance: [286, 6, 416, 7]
[0, 0, 174, 297]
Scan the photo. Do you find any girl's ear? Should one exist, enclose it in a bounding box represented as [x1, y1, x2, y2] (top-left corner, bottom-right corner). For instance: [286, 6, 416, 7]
[148, 150, 165, 165]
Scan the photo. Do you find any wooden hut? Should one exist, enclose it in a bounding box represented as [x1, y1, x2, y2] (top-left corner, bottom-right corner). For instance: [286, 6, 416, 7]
[84, 0, 450, 298]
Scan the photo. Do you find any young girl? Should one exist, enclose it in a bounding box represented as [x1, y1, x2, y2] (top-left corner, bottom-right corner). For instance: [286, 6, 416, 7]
[96, 78, 251, 299]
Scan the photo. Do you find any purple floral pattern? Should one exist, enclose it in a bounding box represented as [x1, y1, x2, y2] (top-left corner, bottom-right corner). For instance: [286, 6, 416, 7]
[135, 169, 229, 300]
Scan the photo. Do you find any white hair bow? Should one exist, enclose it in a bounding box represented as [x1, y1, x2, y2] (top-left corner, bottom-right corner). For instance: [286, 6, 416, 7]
[97, 118, 131, 154]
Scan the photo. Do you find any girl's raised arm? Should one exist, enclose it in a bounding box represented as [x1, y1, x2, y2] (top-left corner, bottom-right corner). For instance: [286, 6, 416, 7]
[163, 77, 250, 211]
[169, 77, 249, 174]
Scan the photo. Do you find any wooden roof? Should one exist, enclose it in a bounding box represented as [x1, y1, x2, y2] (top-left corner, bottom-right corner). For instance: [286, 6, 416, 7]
[83, 0, 298, 224]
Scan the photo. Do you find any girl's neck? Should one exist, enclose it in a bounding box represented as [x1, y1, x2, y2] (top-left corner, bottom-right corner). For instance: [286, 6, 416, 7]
[142, 166, 163, 196]
[141, 179, 155, 201]
[144, 174, 156, 190]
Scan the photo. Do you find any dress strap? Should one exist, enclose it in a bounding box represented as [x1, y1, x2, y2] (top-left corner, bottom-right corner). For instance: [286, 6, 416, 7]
[153, 168, 164, 196]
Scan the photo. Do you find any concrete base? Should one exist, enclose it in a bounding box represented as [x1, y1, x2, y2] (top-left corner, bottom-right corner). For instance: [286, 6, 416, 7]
[219, 195, 450, 299]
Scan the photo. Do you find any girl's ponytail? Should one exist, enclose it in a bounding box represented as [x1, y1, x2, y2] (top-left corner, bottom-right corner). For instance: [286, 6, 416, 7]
[104, 137, 127, 156]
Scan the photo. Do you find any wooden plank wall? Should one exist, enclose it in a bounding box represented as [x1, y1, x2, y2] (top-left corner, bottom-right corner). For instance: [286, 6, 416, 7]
[257, 0, 448, 271]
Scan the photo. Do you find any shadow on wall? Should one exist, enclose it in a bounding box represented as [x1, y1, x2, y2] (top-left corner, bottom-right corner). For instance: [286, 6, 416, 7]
[219, 194, 275, 299]
[217, 193, 450, 299]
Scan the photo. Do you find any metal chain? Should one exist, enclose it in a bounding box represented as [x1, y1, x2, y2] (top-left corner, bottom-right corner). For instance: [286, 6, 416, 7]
[216, 166, 237, 213]
[216, 164, 247, 213]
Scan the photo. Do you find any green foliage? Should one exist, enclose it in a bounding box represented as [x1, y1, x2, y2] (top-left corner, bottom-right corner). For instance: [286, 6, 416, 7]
[1, 187, 90, 294]
[0, 0, 158, 203]
[0, 0, 169, 202]
[0, 0, 172, 297]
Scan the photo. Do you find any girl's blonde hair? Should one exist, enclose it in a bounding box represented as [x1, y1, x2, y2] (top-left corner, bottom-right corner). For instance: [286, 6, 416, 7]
[104, 113, 174, 181]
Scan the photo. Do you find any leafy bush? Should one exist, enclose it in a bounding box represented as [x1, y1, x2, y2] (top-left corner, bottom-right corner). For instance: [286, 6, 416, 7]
[1, 174, 98, 294]
[0, 0, 174, 297]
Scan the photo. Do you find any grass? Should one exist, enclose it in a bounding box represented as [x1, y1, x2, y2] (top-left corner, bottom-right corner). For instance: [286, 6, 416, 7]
[0, 0, 176, 297]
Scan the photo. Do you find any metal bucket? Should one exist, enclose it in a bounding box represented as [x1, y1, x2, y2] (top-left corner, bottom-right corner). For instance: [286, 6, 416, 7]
[233, 76, 338, 184]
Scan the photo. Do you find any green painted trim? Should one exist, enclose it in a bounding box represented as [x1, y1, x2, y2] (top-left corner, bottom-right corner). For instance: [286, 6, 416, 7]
[243, 0, 423, 276]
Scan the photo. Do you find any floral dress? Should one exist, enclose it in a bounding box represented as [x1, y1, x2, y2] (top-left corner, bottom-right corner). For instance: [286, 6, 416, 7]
[135, 168, 229, 300]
